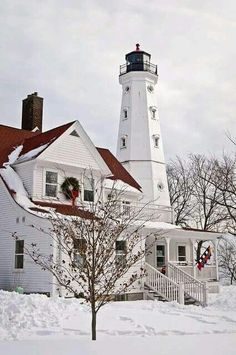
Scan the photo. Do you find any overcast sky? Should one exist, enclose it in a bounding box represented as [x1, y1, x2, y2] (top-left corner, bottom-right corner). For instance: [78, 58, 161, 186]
[0, 0, 235, 160]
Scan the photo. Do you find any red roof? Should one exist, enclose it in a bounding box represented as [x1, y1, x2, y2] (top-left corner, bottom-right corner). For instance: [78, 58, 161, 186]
[21, 121, 75, 155]
[31, 201, 94, 219]
[97, 147, 141, 191]
[0, 124, 37, 166]
[0, 122, 75, 167]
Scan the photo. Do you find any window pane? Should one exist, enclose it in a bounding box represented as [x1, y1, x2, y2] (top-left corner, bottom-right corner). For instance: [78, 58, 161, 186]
[178, 246, 186, 261]
[15, 240, 24, 254]
[74, 239, 87, 252]
[73, 252, 84, 267]
[45, 184, 57, 197]
[156, 245, 165, 256]
[46, 171, 58, 184]
[84, 177, 94, 190]
[178, 246, 186, 257]
[116, 254, 126, 268]
[15, 255, 24, 269]
[156, 245, 165, 267]
[116, 241, 126, 252]
[84, 190, 94, 202]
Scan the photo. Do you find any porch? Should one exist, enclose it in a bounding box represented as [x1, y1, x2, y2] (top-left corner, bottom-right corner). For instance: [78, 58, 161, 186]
[145, 225, 221, 285]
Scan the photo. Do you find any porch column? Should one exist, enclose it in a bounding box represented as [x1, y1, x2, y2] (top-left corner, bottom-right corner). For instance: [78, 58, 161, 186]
[165, 237, 170, 276]
[213, 239, 219, 281]
[191, 239, 197, 279]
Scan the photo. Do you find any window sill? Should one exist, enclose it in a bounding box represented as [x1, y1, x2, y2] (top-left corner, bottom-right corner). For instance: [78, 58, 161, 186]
[12, 269, 25, 273]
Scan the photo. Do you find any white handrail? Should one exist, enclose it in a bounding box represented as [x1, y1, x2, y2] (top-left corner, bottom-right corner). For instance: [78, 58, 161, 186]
[145, 263, 183, 303]
[168, 262, 207, 306]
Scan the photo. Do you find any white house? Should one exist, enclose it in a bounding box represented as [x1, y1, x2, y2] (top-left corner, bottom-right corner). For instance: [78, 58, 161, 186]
[0, 46, 221, 305]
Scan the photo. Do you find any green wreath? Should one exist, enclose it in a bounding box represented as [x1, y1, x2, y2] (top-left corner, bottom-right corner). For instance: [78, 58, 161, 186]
[61, 177, 80, 200]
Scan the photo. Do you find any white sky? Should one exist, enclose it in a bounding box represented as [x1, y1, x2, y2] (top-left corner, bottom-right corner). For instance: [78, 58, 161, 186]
[0, 0, 235, 160]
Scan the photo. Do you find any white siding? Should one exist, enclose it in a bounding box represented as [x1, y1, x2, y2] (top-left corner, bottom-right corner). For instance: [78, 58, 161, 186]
[41, 133, 101, 170]
[14, 161, 35, 198]
[0, 179, 54, 295]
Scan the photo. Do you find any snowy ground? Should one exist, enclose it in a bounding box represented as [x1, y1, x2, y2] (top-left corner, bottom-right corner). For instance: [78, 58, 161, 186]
[0, 286, 236, 355]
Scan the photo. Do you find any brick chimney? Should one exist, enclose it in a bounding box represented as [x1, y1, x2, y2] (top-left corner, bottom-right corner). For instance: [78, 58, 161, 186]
[21, 92, 43, 132]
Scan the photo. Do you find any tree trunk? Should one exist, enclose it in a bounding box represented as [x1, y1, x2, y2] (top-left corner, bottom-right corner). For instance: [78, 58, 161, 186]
[91, 306, 97, 340]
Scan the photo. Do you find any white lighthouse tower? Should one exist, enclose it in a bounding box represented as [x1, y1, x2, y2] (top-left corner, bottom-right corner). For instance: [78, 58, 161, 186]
[116, 44, 170, 208]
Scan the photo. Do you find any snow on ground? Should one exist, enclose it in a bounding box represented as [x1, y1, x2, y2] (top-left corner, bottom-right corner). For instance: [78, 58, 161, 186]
[0, 286, 236, 355]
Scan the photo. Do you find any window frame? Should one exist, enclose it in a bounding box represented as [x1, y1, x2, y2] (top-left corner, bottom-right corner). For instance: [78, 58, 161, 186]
[120, 135, 127, 149]
[177, 244, 187, 263]
[123, 108, 128, 120]
[149, 106, 157, 120]
[115, 240, 127, 268]
[44, 170, 58, 198]
[156, 244, 165, 267]
[73, 239, 87, 267]
[83, 176, 94, 202]
[153, 134, 160, 148]
[15, 240, 24, 269]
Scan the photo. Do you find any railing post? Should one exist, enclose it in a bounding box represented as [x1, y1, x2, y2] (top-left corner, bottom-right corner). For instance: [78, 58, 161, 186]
[203, 281, 208, 307]
[178, 283, 185, 305]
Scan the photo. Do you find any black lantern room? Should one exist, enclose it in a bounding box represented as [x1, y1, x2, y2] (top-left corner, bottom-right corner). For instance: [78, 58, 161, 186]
[120, 44, 157, 76]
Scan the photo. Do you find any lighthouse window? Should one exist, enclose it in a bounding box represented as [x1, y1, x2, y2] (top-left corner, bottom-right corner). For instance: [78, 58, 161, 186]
[123, 109, 128, 119]
[154, 137, 159, 147]
[153, 135, 160, 148]
[151, 109, 156, 119]
[120, 136, 127, 149]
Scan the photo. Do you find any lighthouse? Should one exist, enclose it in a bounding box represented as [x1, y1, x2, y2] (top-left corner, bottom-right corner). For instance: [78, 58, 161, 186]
[116, 44, 170, 207]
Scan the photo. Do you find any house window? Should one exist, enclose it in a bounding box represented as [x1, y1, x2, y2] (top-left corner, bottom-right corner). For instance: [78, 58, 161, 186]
[45, 171, 58, 197]
[120, 136, 127, 149]
[123, 109, 128, 119]
[122, 201, 131, 216]
[84, 177, 94, 202]
[178, 245, 186, 262]
[116, 241, 127, 268]
[15, 240, 24, 269]
[73, 239, 86, 267]
[156, 245, 165, 267]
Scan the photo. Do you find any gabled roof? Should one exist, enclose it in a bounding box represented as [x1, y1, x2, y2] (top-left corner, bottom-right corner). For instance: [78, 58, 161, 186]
[97, 147, 142, 191]
[0, 122, 75, 167]
[21, 121, 75, 156]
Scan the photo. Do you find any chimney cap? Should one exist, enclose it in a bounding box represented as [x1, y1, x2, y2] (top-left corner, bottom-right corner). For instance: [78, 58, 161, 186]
[27, 92, 38, 98]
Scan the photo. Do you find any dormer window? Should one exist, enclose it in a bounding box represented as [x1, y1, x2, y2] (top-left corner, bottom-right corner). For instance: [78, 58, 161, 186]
[153, 134, 160, 148]
[150, 106, 157, 119]
[123, 108, 128, 119]
[120, 135, 127, 149]
[45, 171, 58, 197]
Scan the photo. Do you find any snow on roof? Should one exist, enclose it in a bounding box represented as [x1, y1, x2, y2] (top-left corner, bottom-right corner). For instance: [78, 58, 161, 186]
[15, 143, 49, 164]
[104, 178, 142, 194]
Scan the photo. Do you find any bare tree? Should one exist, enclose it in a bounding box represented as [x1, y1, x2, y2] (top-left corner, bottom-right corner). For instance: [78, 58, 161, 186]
[189, 154, 227, 231]
[208, 155, 236, 235]
[218, 236, 236, 284]
[167, 154, 227, 232]
[167, 157, 194, 226]
[22, 181, 159, 340]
